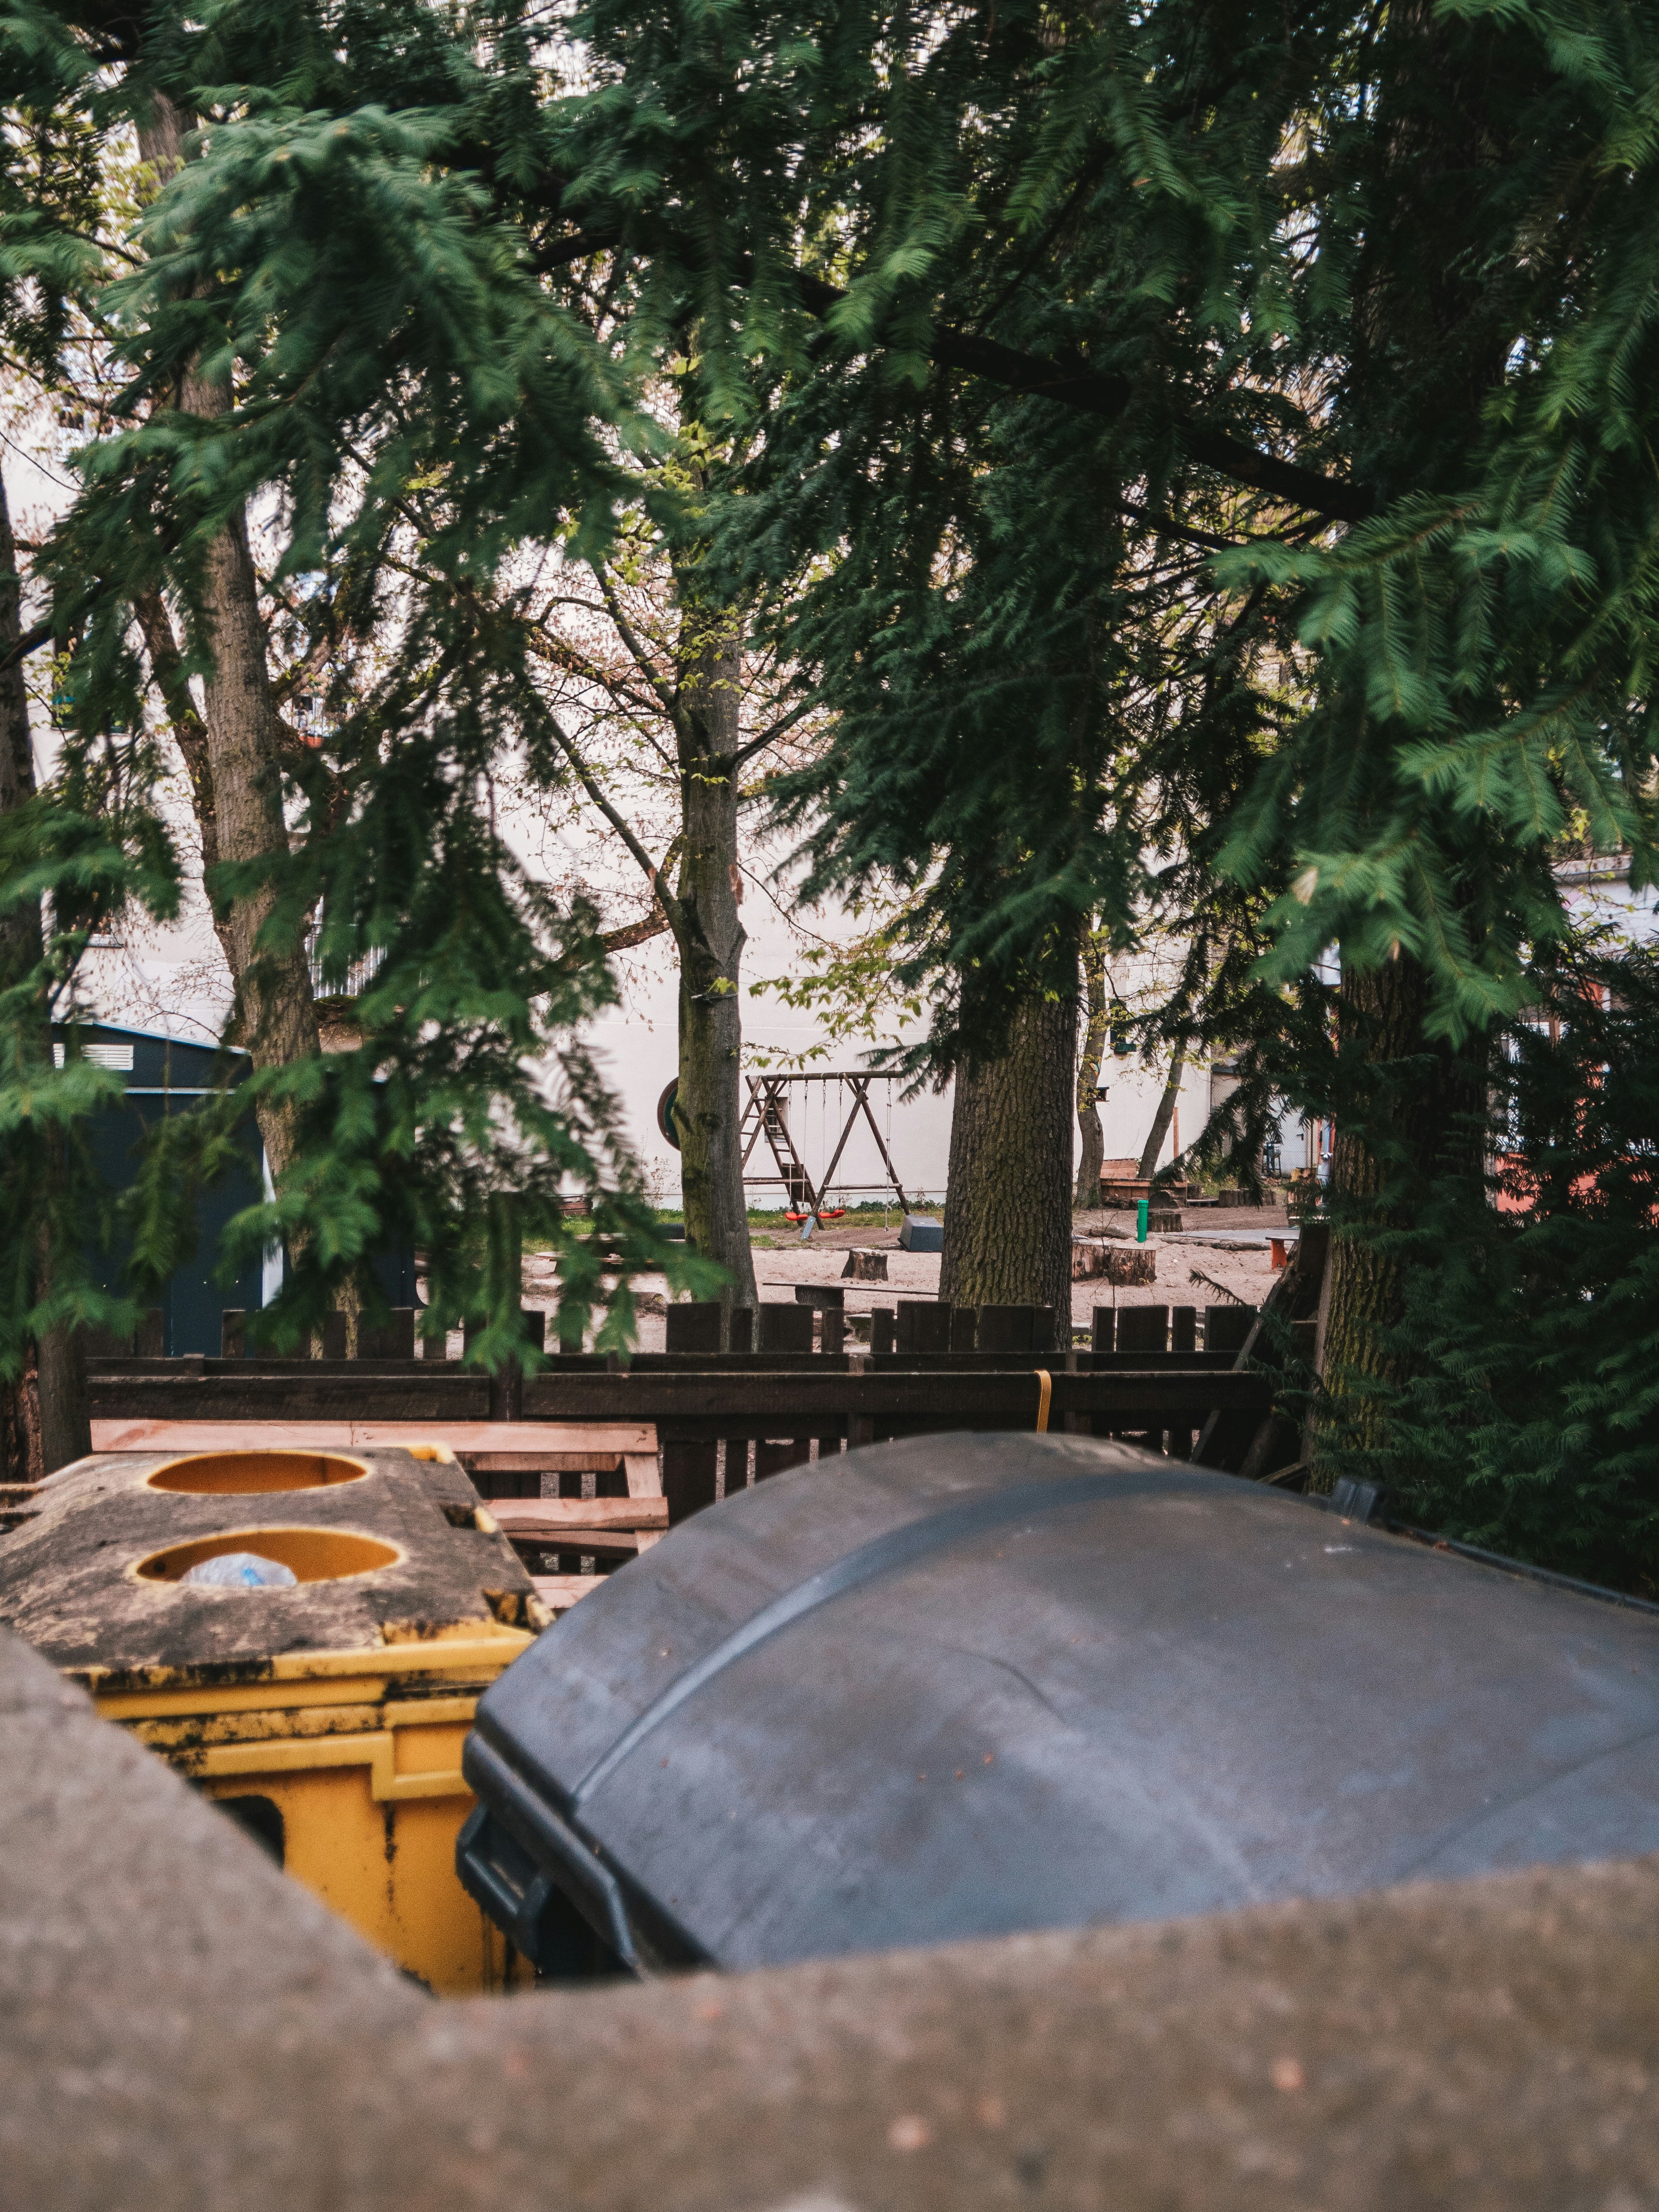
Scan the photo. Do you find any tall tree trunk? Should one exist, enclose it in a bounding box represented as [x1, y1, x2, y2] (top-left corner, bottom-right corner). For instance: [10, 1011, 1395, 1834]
[940, 979, 1077, 1329]
[0, 1346, 42, 1484]
[669, 598, 757, 1311]
[0, 464, 87, 1469]
[35, 1229, 89, 1473]
[1317, 960, 1425, 1455]
[1073, 926, 1108, 1209]
[1315, 953, 1483, 1464]
[0, 468, 37, 996]
[1136, 1043, 1188, 1181]
[1311, 2, 1510, 1456]
[138, 101, 326, 1323]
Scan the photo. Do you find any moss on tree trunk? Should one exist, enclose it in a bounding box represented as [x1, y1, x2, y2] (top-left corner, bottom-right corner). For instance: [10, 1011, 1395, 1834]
[1317, 954, 1484, 1464]
[0, 463, 87, 1470]
[139, 99, 334, 1337]
[669, 600, 757, 1312]
[940, 980, 1077, 1325]
[1073, 929, 1108, 1209]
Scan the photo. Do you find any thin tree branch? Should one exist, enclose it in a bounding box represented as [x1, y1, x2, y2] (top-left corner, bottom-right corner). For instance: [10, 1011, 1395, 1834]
[733, 693, 816, 767]
[599, 902, 672, 952]
[0, 616, 53, 672]
[589, 562, 684, 732]
[526, 695, 689, 940]
[529, 221, 1371, 516]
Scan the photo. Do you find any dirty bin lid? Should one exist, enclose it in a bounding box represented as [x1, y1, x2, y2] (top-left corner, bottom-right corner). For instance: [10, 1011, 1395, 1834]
[460, 1433, 1659, 1975]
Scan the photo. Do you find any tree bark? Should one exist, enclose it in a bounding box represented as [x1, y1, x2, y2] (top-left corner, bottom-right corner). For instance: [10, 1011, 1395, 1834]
[1318, 960, 1425, 1446]
[940, 978, 1078, 1326]
[0, 464, 87, 1468]
[1306, 7, 1511, 1466]
[669, 597, 757, 1311]
[1073, 927, 1108, 1209]
[1315, 953, 1483, 1463]
[35, 1270, 89, 1473]
[0, 463, 38, 992]
[0, 1346, 42, 1484]
[1135, 1042, 1188, 1181]
[137, 100, 326, 1319]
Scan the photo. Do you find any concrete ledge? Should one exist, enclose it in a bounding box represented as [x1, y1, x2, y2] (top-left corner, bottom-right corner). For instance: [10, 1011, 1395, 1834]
[4, 1622, 1657, 2210]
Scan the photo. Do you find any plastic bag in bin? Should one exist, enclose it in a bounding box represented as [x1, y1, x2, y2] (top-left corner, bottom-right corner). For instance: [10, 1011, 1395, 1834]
[181, 1552, 299, 1589]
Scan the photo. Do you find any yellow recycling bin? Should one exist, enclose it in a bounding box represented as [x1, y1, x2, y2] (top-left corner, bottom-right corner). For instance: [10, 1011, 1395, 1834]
[0, 1443, 551, 1994]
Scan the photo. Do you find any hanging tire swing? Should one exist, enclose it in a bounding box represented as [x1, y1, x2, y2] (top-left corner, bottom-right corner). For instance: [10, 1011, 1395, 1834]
[656, 1079, 680, 1150]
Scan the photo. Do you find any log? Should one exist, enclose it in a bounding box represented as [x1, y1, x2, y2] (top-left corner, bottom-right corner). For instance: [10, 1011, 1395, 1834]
[841, 1250, 889, 1281]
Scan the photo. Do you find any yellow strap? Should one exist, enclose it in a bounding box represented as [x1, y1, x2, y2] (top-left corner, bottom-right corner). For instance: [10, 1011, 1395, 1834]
[1034, 1369, 1052, 1434]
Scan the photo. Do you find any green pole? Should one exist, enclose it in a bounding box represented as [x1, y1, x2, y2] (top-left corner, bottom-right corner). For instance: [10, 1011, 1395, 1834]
[1136, 1198, 1148, 1243]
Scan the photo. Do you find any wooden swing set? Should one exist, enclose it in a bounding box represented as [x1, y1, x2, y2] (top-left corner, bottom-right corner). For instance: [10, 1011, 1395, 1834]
[739, 1072, 914, 1225]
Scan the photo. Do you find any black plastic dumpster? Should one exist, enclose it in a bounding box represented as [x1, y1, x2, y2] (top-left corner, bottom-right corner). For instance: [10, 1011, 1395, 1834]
[457, 1433, 1659, 1976]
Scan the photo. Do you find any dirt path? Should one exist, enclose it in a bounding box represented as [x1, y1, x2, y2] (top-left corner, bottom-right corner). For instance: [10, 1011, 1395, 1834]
[517, 1204, 1290, 1350]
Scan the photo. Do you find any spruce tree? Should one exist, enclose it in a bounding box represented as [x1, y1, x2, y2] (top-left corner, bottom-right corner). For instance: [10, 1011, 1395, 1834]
[1380, 936, 1659, 1595]
[11, 0, 1659, 1409]
[0, 0, 716, 1366]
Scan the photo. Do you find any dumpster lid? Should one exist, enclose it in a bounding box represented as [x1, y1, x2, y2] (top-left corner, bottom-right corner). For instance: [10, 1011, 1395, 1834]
[467, 1433, 1659, 1972]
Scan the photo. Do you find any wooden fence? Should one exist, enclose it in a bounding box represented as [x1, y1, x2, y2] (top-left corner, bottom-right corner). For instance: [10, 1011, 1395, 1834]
[84, 1296, 1286, 1532]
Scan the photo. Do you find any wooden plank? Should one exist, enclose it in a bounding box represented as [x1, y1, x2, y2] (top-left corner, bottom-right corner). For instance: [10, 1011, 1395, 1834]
[664, 1302, 722, 1354]
[754, 1439, 812, 1480]
[532, 1372, 1272, 1423]
[894, 1301, 951, 1355]
[661, 1442, 716, 1524]
[1117, 1306, 1169, 1353]
[489, 1497, 667, 1532]
[87, 1373, 489, 1422]
[623, 1453, 662, 1498]
[90, 1346, 1236, 1376]
[976, 1306, 1057, 1354]
[531, 1575, 605, 1613]
[513, 1528, 643, 1556]
[87, 1417, 657, 1455]
[91, 1377, 1267, 1441]
[91, 1358, 472, 1377]
[358, 1308, 417, 1360]
[89, 1376, 1270, 1458]
[865, 1351, 1237, 1372]
[461, 1452, 623, 1474]
[757, 1306, 815, 1354]
[1205, 1304, 1257, 1355]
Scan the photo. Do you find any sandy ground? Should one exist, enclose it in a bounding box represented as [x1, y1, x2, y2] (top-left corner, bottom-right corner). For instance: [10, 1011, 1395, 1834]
[516, 1203, 1292, 1351]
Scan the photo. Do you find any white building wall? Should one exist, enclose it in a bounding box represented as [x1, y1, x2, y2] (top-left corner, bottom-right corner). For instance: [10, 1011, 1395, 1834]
[580, 876, 956, 1212]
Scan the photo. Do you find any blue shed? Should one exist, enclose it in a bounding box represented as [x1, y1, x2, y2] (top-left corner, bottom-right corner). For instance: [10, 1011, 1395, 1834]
[55, 1022, 416, 1356]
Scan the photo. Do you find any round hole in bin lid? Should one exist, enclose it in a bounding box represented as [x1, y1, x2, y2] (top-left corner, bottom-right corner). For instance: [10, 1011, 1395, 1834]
[146, 1450, 369, 1496]
[134, 1528, 400, 1585]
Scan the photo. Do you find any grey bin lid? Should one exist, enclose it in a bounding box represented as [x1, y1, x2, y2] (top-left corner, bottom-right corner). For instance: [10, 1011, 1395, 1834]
[459, 1434, 1659, 1976]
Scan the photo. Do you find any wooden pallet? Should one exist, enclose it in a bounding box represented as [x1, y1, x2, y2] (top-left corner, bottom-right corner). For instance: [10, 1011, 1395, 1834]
[82, 1418, 666, 1623]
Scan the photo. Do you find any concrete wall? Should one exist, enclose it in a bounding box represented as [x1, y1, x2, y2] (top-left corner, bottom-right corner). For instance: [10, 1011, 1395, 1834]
[5, 1618, 1658, 2211]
